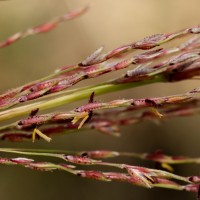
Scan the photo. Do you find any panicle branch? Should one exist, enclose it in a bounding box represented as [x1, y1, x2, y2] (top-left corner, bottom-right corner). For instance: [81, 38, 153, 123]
[1, 88, 200, 141]
[0, 151, 199, 192]
[0, 6, 88, 48]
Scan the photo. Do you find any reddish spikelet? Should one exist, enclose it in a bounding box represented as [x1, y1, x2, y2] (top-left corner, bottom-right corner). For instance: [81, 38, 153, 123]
[74, 102, 102, 112]
[168, 51, 200, 66]
[188, 26, 200, 34]
[188, 176, 200, 183]
[0, 157, 13, 165]
[77, 170, 111, 181]
[104, 172, 131, 182]
[133, 33, 170, 50]
[126, 168, 153, 188]
[33, 21, 57, 33]
[169, 59, 200, 81]
[184, 184, 199, 193]
[0, 33, 22, 48]
[152, 177, 180, 186]
[80, 46, 104, 66]
[134, 48, 165, 63]
[80, 150, 119, 159]
[28, 79, 59, 93]
[64, 155, 101, 165]
[18, 114, 53, 128]
[55, 64, 76, 73]
[0, 88, 21, 104]
[17, 89, 50, 103]
[104, 46, 132, 60]
[49, 72, 85, 93]
[178, 36, 200, 51]
[11, 157, 34, 164]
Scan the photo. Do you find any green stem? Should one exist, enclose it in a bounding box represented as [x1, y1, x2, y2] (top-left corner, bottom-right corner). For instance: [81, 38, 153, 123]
[0, 75, 164, 122]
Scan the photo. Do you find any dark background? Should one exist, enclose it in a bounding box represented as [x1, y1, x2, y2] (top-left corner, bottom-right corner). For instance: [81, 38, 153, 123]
[0, 0, 200, 199]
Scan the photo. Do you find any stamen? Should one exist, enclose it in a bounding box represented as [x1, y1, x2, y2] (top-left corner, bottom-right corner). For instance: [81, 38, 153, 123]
[32, 128, 52, 143]
[150, 107, 163, 118]
[72, 112, 89, 129]
[161, 163, 174, 172]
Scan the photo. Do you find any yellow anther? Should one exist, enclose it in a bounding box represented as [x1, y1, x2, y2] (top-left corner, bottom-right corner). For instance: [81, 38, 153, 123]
[72, 112, 89, 129]
[161, 163, 174, 172]
[150, 107, 163, 118]
[32, 128, 52, 143]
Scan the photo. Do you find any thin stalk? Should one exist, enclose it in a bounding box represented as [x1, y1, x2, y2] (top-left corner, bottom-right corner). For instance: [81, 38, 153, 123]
[0, 148, 193, 184]
[0, 154, 196, 191]
[1, 148, 200, 165]
[0, 148, 63, 159]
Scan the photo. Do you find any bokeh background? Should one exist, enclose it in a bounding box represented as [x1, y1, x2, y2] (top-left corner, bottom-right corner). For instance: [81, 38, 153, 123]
[0, 0, 200, 199]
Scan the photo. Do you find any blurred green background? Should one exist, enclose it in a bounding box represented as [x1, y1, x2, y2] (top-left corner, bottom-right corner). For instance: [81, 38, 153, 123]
[0, 0, 200, 199]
